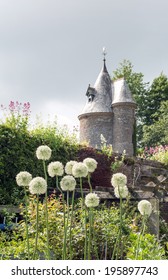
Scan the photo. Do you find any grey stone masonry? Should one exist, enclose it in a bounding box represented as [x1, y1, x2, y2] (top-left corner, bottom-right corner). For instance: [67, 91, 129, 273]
[79, 112, 113, 148]
[112, 103, 136, 156]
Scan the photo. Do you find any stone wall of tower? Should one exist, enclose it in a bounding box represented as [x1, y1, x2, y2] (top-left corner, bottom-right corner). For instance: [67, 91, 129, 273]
[79, 112, 113, 148]
[112, 104, 136, 156]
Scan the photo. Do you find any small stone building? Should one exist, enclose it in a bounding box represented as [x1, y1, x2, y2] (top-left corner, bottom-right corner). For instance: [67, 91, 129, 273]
[78, 56, 136, 156]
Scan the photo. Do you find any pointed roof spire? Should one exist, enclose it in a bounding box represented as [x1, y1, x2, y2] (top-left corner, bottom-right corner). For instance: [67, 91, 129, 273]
[102, 47, 108, 72]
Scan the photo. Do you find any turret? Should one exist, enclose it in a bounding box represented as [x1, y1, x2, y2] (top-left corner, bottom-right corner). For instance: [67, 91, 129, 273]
[78, 54, 113, 148]
[112, 78, 136, 156]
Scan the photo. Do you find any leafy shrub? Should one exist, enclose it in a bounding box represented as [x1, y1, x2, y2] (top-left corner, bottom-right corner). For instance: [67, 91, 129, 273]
[141, 145, 168, 165]
[126, 233, 165, 260]
[0, 102, 79, 205]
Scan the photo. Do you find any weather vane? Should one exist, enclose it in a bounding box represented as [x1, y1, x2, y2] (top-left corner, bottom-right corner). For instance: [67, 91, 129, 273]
[102, 47, 107, 61]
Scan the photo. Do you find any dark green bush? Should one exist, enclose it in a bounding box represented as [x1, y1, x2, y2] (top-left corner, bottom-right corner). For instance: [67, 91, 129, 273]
[0, 124, 79, 205]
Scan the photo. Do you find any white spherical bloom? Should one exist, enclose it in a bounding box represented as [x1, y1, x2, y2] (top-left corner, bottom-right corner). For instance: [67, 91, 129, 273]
[111, 173, 127, 188]
[138, 200, 152, 216]
[83, 158, 98, 173]
[114, 185, 129, 199]
[16, 171, 32, 186]
[36, 145, 52, 160]
[60, 175, 76, 191]
[48, 161, 64, 177]
[72, 162, 88, 178]
[29, 177, 47, 194]
[65, 160, 78, 175]
[85, 193, 100, 208]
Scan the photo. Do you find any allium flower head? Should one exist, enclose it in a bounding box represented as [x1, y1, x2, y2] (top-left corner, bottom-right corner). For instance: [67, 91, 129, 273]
[48, 161, 64, 177]
[83, 158, 98, 173]
[29, 177, 47, 194]
[65, 160, 78, 175]
[111, 173, 127, 188]
[60, 175, 76, 191]
[36, 145, 52, 160]
[138, 200, 152, 216]
[114, 185, 129, 199]
[72, 162, 88, 178]
[85, 192, 100, 208]
[16, 171, 32, 187]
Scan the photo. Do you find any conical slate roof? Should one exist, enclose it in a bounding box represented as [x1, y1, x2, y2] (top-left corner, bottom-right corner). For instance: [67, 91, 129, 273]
[112, 78, 136, 106]
[80, 60, 112, 115]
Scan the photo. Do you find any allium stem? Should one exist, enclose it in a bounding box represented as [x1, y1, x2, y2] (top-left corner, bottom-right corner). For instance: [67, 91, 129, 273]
[33, 194, 39, 259]
[43, 160, 50, 260]
[24, 188, 30, 259]
[88, 208, 93, 260]
[84, 206, 88, 260]
[135, 215, 147, 259]
[69, 189, 75, 259]
[80, 177, 84, 201]
[112, 190, 123, 260]
[63, 191, 70, 260]
[56, 176, 62, 193]
[88, 173, 92, 192]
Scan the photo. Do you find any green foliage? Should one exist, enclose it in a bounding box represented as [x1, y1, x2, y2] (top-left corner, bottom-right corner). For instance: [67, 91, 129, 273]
[143, 101, 168, 147]
[111, 150, 126, 171]
[1, 196, 165, 260]
[99, 134, 113, 158]
[144, 74, 168, 126]
[159, 218, 168, 258]
[0, 111, 79, 205]
[126, 233, 165, 260]
[141, 145, 168, 165]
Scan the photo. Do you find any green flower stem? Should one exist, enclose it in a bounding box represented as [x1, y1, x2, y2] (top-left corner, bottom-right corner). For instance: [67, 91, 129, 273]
[24, 188, 30, 259]
[80, 177, 84, 202]
[43, 160, 50, 260]
[88, 173, 92, 192]
[33, 194, 39, 260]
[63, 191, 70, 260]
[88, 207, 93, 260]
[69, 189, 75, 259]
[112, 191, 123, 260]
[79, 176, 87, 259]
[135, 215, 147, 259]
[116, 196, 123, 259]
[84, 205, 88, 260]
[56, 176, 62, 193]
[55, 176, 66, 239]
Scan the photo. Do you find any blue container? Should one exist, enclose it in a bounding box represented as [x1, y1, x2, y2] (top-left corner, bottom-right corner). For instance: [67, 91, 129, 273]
[0, 224, 6, 230]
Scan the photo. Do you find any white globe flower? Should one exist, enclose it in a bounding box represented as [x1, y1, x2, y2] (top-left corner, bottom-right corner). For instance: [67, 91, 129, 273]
[72, 162, 88, 178]
[60, 175, 76, 191]
[29, 177, 47, 194]
[111, 173, 127, 188]
[48, 161, 64, 177]
[65, 160, 78, 175]
[114, 185, 129, 199]
[16, 171, 32, 187]
[85, 193, 100, 208]
[138, 200, 152, 216]
[83, 158, 98, 173]
[36, 145, 52, 160]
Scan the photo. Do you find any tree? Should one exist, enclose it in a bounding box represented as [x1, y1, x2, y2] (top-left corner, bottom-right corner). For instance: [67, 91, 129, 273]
[142, 100, 168, 147]
[144, 73, 168, 126]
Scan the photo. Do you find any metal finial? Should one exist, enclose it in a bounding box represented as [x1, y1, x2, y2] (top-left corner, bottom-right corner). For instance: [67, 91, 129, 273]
[102, 47, 107, 61]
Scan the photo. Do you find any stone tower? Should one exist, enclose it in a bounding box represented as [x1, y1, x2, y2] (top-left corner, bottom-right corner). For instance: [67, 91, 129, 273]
[112, 78, 136, 155]
[78, 53, 136, 156]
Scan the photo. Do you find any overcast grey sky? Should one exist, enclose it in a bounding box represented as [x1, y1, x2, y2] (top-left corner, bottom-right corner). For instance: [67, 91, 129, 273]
[0, 0, 168, 130]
